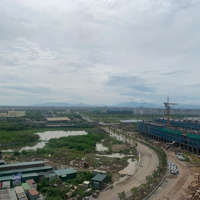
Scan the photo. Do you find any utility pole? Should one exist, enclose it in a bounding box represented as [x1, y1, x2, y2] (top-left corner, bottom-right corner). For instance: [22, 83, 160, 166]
[163, 97, 178, 128]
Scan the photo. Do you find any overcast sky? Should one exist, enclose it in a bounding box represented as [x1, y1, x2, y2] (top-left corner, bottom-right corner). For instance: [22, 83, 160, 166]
[0, 0, 200, 106]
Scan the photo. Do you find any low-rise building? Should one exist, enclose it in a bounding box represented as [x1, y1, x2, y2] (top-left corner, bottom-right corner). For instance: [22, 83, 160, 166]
[54, 168, 76, 181]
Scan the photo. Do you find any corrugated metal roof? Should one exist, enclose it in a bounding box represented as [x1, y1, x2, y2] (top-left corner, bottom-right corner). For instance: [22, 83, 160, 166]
[0, 161, 44, 169]
[44, 172, 57, 178]
[0, 175, 13, 182]
[22, 172, 38, 178]
[21, 183, 31, 190]
[0, 166, 52, 176]
[92, 174, 107, 182]
[54, 168, 76, 176]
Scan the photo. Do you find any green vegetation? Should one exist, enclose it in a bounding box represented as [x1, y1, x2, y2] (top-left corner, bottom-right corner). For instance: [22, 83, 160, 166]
[0, 118, 34, 130]
[118, 191, 126, 200]
[66, 171, 93, 185]
[47, 133, 104, 152]
[0, 126, 95, 149]
[38, 178, 68, 200]
[0, 129, 39, 148]
[37, 171, 111, 199]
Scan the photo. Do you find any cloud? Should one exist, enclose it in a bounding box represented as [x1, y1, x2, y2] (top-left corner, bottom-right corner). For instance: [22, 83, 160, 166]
[0, 0, 200, 105]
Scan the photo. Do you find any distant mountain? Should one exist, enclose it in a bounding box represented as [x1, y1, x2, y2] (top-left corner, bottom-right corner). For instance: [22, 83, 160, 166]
[176, 104, 200, 109]
[33, 101, 200, 109]
[113, 102, 162, 108]
[34, 101, 161, 108]
[34, 102, 92, 107]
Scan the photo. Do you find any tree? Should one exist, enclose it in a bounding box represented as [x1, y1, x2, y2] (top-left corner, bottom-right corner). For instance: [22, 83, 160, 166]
[131, 187, 139, 199]
[145, 175, 152, 188]
[153, 170, 158, 182]
[118, 191, 126, 200]
[139, 183, 147, 196]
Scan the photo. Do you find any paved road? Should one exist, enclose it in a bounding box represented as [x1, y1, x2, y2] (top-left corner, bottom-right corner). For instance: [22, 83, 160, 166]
[90, 142, 159, 200]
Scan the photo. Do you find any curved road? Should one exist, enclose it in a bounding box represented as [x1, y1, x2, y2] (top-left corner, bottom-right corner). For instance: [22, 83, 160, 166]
[149, 151, 195, 200]
[91, 142, 159, 200]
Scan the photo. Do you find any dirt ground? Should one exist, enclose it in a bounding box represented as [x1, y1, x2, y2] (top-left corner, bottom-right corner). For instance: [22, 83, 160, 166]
[111, 144, 129, 152]
[90, 142, 159, 200]
[149, 151, 200, 200]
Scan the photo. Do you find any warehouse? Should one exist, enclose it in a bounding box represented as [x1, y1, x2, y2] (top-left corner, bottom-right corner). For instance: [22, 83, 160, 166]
[0, 166, 53, 177]
[45, 117, 70, 127]
[0, 161, 44, 171]
[54, 168, 76, 181]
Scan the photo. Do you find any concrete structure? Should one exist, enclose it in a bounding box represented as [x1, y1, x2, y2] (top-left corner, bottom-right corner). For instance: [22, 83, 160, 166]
[0, 188, 18, 200]
[0, 113, 8, 117]
[138, 121, 200, 154]
[8, 111, 25, 117]
[14, 186, 27, 199]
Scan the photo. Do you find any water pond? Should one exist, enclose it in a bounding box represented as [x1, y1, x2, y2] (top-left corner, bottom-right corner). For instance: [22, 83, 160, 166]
[20, 130, 87, 151]
[0, 130, 88, 152]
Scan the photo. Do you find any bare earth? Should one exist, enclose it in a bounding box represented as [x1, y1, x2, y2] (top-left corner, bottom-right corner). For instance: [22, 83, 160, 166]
[90, 142, 159, 200]
[149, 151, 198, 200]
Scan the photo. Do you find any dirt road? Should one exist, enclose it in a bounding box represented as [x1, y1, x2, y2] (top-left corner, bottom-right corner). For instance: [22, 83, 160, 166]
[149, 151, 195, 200]
[90, 142, 159, 200]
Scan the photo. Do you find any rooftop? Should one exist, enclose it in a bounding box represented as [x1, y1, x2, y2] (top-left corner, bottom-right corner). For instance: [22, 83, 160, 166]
[22, 172, 38, 178]
[26, 179, 36, 186]
[0, 166, 52, 176]
[46, 117, 70, 122]
[54, 168, 76, 176]
[14, 186, 24, 194]
[92, 174, 107, 182]
[21, 183, 31, 190]
[0, 175, 13, 182]
[28, 188, 39, 196]
[0, 161, 44, 169]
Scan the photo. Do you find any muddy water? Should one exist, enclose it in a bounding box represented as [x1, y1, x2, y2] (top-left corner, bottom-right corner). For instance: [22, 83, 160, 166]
[20, 130, 87, 151]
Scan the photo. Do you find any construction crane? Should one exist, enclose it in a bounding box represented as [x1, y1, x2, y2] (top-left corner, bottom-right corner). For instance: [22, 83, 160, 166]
[163, 97, 178, 128]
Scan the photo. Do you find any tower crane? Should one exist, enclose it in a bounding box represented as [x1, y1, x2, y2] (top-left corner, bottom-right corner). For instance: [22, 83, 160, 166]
[163, 97, 178, 128]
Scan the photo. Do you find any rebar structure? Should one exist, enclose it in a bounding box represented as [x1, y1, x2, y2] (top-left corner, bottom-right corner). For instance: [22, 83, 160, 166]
[163, 97, 178, 127]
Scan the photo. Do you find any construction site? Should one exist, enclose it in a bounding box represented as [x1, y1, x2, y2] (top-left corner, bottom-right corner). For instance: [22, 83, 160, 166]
[138, 98, 200, 154]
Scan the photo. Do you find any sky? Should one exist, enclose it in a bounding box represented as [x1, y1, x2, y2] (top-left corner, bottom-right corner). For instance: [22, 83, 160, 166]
[0, 0, 200, 106]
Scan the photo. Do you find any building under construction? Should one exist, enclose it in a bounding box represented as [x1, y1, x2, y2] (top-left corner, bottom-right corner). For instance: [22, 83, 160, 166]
[137, 98, 200, 154]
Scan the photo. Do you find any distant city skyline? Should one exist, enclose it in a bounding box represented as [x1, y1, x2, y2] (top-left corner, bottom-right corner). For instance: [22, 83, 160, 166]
[0, 0, 200, 106]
